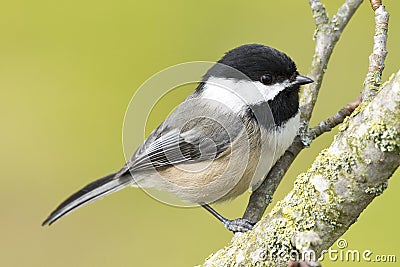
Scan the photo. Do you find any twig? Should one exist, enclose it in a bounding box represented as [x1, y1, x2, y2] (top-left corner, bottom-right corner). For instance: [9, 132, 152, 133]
[309, 94, 362, 139]
[363, 2, 389, 101]
[370, 0, 382, 11]
[301, 0, 363, 122]
[309, 0, 329, 30]
[243, 0, 363, 223]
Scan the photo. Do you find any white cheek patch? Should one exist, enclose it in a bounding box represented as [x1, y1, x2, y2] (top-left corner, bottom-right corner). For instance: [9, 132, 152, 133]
[200, 77, 290, 113]
[200, 79, 248, 113]
[256, 80, 292, 101]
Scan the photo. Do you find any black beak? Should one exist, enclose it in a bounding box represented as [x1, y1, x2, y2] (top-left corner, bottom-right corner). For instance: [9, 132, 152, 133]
[294, 75, 314, 85]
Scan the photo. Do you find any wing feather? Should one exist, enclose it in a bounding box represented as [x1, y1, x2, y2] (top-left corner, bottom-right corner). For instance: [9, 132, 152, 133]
[121, 99, 246, 174]
[130, 127, 229, 171]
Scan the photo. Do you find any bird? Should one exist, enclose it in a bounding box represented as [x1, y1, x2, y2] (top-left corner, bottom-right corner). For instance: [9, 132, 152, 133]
[42, 44, 313, 232]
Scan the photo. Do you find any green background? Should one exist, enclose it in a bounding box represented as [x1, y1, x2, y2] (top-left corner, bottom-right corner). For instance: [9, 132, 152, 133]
[1, 1, 399, 266]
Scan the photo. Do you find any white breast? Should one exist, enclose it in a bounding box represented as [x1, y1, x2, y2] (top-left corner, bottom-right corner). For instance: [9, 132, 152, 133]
[250, 112, 300, 190]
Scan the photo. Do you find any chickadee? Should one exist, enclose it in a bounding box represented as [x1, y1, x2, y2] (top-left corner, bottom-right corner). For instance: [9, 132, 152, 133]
[42, 44, 313, 232]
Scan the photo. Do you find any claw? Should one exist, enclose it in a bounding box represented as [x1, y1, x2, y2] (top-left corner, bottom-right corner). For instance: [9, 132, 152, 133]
[200, 203, 255, 233]
[223, 218, 255, 233]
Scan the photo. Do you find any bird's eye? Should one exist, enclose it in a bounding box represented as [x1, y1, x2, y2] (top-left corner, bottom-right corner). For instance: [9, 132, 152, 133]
[260, 74, 273, 85]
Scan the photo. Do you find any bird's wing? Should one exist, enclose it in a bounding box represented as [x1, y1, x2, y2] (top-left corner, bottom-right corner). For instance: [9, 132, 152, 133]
[128, 118, 231, 172]
[120, 99, 246, 174]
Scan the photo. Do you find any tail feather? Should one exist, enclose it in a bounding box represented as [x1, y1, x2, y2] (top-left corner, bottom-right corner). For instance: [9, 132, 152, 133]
[42, 173, 132, 226]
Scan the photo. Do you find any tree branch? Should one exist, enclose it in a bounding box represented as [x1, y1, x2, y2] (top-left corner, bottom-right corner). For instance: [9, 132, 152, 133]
[363, 4, 389, 101]
[201, 69, 400, 267]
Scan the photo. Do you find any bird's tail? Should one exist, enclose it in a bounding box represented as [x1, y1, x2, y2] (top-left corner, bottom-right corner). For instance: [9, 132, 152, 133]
[42, 173, 132, 226]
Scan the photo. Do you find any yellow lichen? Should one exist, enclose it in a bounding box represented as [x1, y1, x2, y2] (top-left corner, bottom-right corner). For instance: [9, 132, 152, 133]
[367, 122, 400, 152]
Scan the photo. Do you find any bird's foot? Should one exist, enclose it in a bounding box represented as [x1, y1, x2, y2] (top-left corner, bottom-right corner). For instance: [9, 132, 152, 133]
[200, 203, 255, 233]
[223, 218, 255, 233]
